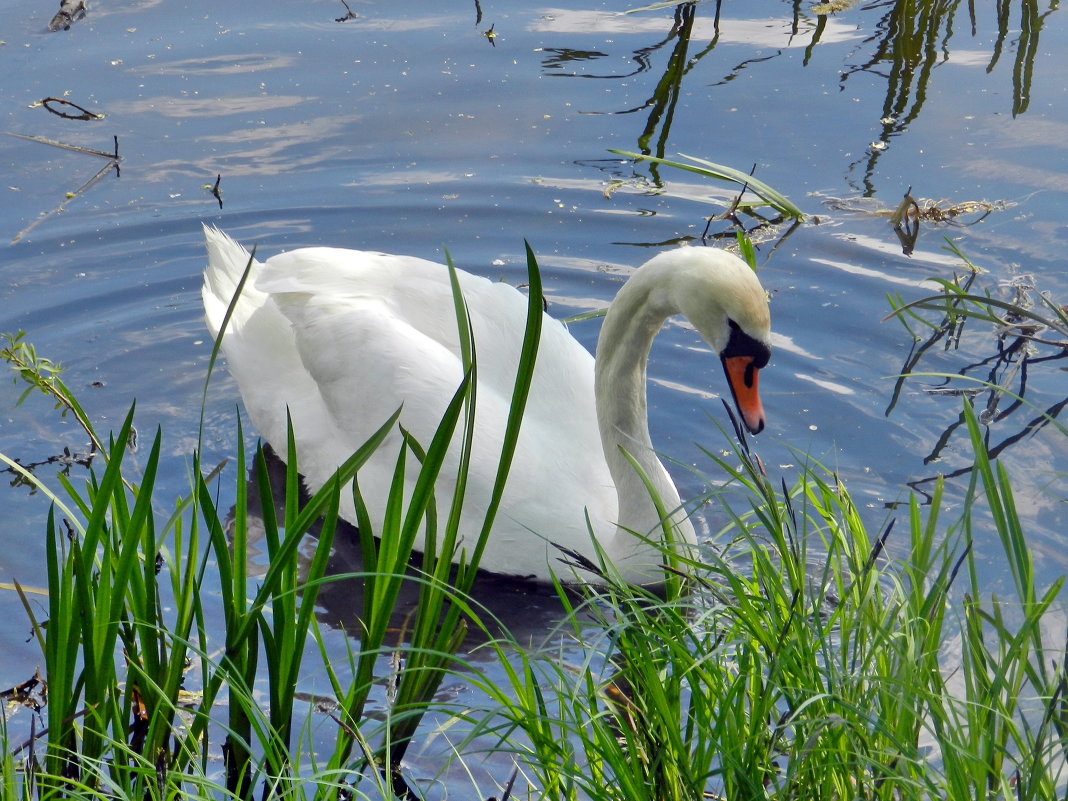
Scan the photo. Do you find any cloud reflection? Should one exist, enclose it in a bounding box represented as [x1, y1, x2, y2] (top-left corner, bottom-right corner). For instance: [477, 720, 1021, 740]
[134, 54, 298, 76]
[108, 95, 306, 118]
[147, 115, 362, 180]
[530, 9, 862, 48]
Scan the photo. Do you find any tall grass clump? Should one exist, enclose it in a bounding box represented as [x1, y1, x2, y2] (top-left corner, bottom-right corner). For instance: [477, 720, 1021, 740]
[3, 236, 1068, 801]
[0, 336, 390, 801]
[0, 242, 544, 801]
[468, 401, 1068, 801]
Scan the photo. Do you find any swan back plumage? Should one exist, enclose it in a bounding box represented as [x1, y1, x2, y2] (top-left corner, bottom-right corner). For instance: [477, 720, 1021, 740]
[203, 226, 620, 581]
[202, 227, 771, 584]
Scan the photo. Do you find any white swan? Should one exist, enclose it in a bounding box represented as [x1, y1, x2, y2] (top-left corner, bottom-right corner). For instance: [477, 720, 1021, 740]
[202, 226, 771, 585]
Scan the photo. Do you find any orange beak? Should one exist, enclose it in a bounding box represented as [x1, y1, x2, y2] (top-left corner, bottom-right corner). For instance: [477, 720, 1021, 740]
[722, 355, 765, 435]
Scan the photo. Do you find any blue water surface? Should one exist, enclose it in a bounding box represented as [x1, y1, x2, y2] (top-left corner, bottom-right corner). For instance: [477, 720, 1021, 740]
[2, 0, 1068, 791]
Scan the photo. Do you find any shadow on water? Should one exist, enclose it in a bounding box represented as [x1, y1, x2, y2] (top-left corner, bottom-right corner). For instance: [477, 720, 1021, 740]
[236, 445, 584, 654]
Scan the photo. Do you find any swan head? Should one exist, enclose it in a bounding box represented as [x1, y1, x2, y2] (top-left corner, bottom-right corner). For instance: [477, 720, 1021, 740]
[663, 247, 772, 435]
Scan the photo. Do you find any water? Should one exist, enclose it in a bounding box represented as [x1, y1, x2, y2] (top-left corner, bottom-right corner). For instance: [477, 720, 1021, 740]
[2, 0, 1067, 791]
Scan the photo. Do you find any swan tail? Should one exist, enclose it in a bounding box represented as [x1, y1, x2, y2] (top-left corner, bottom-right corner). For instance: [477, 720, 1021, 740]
[201, 224, 265, 338]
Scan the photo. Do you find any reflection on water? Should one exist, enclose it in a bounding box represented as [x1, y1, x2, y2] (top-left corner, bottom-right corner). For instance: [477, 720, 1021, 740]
[108, 95, 307, 119]
[239, 446, 586, 654]
[541, 0, 1060, 213]
[631, 4, 700, 163]
[4, 132, 121, 244]
[884, 263, 1068, 498]
[838, 0, 1059, 192]
[136, 53, 301, 76]
[532, 5, 859, 46]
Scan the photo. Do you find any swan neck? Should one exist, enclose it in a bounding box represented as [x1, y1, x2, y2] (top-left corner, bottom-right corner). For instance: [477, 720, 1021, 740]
[595, 271, 691, 566]
[595, 279, 667, 464]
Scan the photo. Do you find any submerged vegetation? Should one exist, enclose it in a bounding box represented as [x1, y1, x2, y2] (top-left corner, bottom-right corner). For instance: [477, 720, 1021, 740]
[2, 240, 1067, 801]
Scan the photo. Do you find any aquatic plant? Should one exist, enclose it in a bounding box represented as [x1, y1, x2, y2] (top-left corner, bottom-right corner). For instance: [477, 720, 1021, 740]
[0, 242, 543, 801]
[466, 400, 1068, 800]
[2, 244, 1067, 801]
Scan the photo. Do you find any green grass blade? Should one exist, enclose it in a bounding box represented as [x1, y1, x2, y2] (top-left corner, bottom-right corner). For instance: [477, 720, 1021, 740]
[609, 149, 804, 219]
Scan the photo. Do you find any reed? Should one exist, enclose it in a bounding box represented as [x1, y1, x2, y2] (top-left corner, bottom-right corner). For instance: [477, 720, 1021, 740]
[466, 399, 1068, 800]
[0, 241, 543, 801]
[2, 244, 1066, 801]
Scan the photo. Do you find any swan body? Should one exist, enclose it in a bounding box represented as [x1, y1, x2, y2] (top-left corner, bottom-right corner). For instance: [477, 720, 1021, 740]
[202, 226, 771, 584]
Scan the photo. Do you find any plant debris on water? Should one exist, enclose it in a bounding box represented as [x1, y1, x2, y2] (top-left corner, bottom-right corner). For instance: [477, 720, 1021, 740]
[48, 0, 87, 32]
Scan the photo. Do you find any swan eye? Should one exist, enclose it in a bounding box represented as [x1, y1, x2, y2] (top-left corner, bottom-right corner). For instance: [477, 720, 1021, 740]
[724, 318, 771, 369]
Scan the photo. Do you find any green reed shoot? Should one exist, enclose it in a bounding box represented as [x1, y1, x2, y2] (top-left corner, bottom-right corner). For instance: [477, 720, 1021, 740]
[311, 241, 543, 798]
[467, 398, 1067, 801]
[609, 150, 805, 221]
[3, 233, 1067, 801]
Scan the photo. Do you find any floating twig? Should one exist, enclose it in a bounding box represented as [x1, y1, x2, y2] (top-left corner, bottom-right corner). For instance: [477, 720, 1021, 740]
[6, 134, 121, 243]
[891, 186, 1000, 255]
[335, 0, 358, 22]
[41, 96, 102, 121]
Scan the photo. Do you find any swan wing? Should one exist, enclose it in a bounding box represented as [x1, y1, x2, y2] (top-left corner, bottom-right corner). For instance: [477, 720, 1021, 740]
[206, 232, 614, 578]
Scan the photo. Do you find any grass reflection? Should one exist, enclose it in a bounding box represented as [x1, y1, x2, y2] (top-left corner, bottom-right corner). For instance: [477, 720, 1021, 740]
[541, 1, 1055, 201]
[885, 240, 1068, 497]
[835, 0, 1058, 193]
